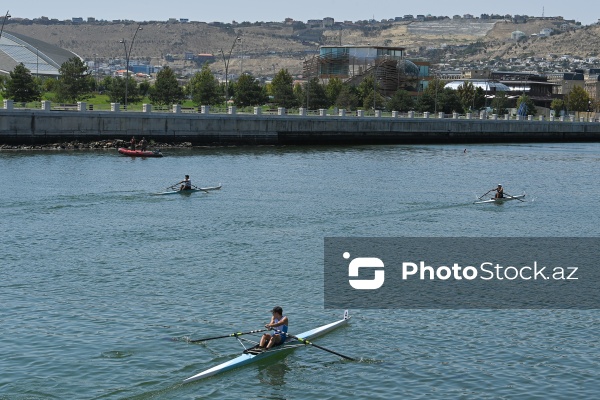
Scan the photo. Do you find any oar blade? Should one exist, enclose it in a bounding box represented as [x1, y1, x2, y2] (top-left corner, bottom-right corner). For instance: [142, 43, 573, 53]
[292, 335, 355, 361]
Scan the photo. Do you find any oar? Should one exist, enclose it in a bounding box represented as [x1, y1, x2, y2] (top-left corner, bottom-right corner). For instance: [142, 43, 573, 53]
[270, 327, 354, 360]
[504, 192, 525, 202]
[286, 333, 355, 361]
[189, 329, 269, 343]
[478, 189, 493, 200]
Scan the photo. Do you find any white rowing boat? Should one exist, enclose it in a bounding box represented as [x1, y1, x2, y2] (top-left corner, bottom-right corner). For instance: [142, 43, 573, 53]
[183, 310, 350, 383]
[155, 184, 222, 195]
[474, 194, 526, 204]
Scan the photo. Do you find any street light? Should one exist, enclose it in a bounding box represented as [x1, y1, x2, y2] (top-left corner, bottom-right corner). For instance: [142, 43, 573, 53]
[0, 11, 11, 40]
[119, 23, 143, 110]
[302, 56, 313, 110]
[93, 53, 98, 91]
[237, 37, 243, 77]
[219, 35, 240, 104]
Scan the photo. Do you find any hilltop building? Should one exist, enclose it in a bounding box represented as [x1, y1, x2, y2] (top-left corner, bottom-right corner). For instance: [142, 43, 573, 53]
[0, 31, 79, 77]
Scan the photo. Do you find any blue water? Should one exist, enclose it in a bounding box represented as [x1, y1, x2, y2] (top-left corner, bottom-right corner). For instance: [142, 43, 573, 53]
[1, 143, 599, 399]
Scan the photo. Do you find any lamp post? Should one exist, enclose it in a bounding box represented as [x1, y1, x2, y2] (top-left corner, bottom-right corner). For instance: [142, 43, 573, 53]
[237, 37, 243, 77]
[0, 10, 11, 40]
[219, 35, 240, 104]
[373, 61, 377, 112]
[302, 56, 311, 110]
[119, 23, 143, 110]
[93, 53, 98, 91]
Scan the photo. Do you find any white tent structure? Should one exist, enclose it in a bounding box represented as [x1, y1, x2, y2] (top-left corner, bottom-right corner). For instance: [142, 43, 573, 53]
[0, 31, 79, 77]
[444, 81, 511, 91]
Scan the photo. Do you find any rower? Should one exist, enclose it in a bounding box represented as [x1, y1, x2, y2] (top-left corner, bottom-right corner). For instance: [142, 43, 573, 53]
[178, 175, 192, 191]
[493, 184, 504, 199]
[259, 306, 288, 350]
[139, 137, 148, 151]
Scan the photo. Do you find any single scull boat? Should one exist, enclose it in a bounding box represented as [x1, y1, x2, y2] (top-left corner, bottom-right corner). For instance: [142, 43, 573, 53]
[155, 184, 222, 195]
[474, 194, 526, 204]
[183, 310, 350, 383]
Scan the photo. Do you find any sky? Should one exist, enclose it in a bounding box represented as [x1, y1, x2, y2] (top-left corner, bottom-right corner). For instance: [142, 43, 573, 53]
[9, 1, 600, 26]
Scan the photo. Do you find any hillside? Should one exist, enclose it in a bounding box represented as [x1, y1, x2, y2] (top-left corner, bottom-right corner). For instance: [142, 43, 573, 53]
[3, 19, 600, 77]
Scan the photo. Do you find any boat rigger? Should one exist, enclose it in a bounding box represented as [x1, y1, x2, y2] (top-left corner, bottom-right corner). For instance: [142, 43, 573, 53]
[183, 310, 352, 383]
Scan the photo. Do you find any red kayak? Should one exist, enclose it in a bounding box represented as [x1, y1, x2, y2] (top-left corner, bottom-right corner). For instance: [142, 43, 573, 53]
[118, 148, 163, 157]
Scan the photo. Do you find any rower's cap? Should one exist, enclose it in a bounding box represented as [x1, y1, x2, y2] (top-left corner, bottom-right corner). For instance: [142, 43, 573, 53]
[271, 306, 283, 314]
[498, 184, 502, 186]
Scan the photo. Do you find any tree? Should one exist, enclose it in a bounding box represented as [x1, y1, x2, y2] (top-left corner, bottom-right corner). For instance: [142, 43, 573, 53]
[456, 81, 476, 113]
[188, 64, 221, 106]
[139, 81, 151, 97]
[455, 82, 484, 113]
[334, 85, 360, 111]
[357, 75, 376, 106]
[293, 82, 305, 107]
[105, 76, 141, 104]
[55, 57, 93, 103]
[305, 77, 328, 110]
[516, 94, 537, 116]
[362, 90, 386, 110]
[419, 78, 448, 113]
[233, 73, 267, 107]
[415, 92, 435, 112]
[490, 91, 509, 115]
[3, 63, 41, 102]
[325, 78, 344, 107]
[271, 69, 297, 108]
[550, 98, 565, 115]
[438, 88, 462, 114]
[149, 66, 185, 105]
[564, 86, 590, 112]
[473, 87, 486, 110]
[386, 90, 414, 112]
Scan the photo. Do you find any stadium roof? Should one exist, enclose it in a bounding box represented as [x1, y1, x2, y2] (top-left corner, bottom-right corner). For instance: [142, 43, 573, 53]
[0, 31, 79, 77]
[445, 80, 511, 91]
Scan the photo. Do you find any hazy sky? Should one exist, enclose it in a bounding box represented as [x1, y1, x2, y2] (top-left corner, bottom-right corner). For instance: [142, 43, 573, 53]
[9, 1, 600, 26]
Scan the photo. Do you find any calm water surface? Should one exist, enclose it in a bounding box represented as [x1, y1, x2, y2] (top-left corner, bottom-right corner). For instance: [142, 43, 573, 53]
[1, 143, 599, 399]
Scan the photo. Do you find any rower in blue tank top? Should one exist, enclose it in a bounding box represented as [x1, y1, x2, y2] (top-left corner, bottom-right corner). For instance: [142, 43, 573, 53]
[259, 306, 288, 350]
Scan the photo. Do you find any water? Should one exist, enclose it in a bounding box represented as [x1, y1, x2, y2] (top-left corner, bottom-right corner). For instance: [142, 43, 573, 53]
[1, 143, 599, 399]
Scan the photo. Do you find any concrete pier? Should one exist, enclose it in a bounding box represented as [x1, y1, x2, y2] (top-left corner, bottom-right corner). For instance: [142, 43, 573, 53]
[1, 108, 599, 146]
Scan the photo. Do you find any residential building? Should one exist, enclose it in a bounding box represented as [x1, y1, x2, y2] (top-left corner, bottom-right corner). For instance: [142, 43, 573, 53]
[546, 72, 585, 95]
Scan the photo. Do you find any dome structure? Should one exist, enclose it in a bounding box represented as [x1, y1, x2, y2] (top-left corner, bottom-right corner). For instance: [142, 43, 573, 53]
[397, 59, 420, 76]
[0, 31, 79, 77]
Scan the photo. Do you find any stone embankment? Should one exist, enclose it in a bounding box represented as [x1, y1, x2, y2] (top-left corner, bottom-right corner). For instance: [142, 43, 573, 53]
[0, 139, 193, 150]
[1, 104, 600, 147]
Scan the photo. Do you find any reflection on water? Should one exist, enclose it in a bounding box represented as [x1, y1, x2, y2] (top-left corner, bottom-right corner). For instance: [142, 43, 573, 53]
[257, 359, 291, 388]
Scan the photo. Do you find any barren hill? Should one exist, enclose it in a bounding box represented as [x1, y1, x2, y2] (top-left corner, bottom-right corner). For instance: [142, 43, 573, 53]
[3, 19, 600, 77]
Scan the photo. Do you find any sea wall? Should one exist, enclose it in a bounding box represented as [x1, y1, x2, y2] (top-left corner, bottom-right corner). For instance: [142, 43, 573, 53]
[1, 108, 600, 145]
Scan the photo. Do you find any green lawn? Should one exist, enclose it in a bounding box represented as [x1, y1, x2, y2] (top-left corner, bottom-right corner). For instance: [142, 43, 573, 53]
[0, 93, 199, 111]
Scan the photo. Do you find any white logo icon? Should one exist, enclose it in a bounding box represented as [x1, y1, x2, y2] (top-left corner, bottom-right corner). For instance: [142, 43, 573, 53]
[345, 252, 385, 290]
